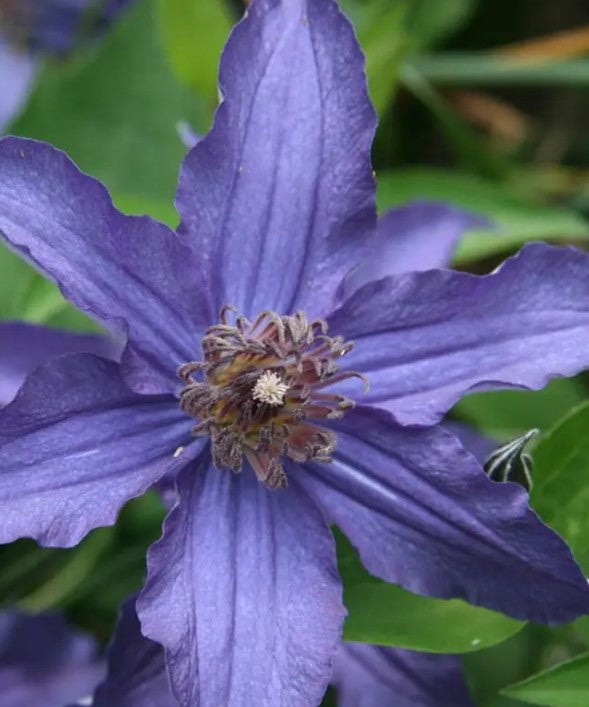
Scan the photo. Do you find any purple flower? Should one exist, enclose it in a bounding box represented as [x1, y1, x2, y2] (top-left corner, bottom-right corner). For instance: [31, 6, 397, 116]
[0, 610, 104, 707]
[332, 642, 474, 707]
[1, 0, 589, 704]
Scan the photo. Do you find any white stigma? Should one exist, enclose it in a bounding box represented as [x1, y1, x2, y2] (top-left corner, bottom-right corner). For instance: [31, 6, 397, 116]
[252, 371, 289, 406]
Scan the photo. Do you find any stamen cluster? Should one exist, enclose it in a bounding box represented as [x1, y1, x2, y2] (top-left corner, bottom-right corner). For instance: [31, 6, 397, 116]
[179, 307, 366, 489]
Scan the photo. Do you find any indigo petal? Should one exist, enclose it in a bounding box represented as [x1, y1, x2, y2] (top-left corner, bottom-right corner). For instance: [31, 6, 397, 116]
[0, 354, 191, 547]
[332, 643, 474, 707]
[176, 0, 376, 319]
[0, 611, 104, 707]
[0, 137, 209, 394]
[0, 321, 121, 406]
[94, 598, 175, 707]
[137, 457, 345, 707]
[297, 407, 589, 623]
[443, 421, 495, 464]
[342, 202, 488, 297]
[329, 243, 589, 425]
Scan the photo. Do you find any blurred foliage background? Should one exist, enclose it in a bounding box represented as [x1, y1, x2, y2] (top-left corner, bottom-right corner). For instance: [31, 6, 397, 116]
[1, 0, 589, 705]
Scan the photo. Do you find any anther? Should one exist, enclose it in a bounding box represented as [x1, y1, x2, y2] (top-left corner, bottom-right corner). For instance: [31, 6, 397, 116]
[178, 306, 366, 489]
[252, 371, 289, 406]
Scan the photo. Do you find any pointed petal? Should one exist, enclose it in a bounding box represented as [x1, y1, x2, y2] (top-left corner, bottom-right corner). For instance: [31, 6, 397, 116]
[0, 611, 104, 707]
[0, 353, 192, 547]
[137, 458, 345, 707]
[342, 202, 488, 297]
[0, 321, 122, 406]
[176, 0, 376, 319]
[0, 137, 210, 394]
[93, 598, 175, 707]
[296, 407, 589, 623]
[332, 642, 474, 707]
[329, 243, 589, 425]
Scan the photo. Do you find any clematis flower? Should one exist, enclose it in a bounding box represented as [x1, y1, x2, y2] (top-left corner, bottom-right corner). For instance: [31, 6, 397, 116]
[0, 610, 104, 706]
[331, 642, 473, 707]
[0, 0, 134, 131]
[0, 329, 478, 707]
[1, 0, 589, 704]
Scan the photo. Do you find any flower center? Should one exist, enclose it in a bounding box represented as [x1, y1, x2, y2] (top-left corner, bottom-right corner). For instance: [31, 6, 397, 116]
[252, 371, 290, 406]
[179, 306, 366, 489]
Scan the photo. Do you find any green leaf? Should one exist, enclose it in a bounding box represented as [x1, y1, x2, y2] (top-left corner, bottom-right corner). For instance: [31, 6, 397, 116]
[157, 0, 232, 107]
[339, 0, 475, 114]
[406, 0, 476, 49]
[0, 247, 40, 320]
[574, 616, 589, 646]
[453, 378, 587, 441]
[113, 191, 178, 228]
[337, 531, 524, 652]
[376, 168, 589, 263]
[531, 402, 589, 557]
[400, 65, 507, 178]
[11, 0, 202, 205]
[17, 528, 113, 611]
[410, 54, 589, 87]
[339, 0, 409, 112]
[0, 244, 92, 327]
[502, 651, 589, 706]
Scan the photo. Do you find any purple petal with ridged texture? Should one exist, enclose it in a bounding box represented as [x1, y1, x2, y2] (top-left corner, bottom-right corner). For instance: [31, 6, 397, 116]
[296, 407, 589, 623]
[0, 39, 38, 132]
[443, 421, 495, 464]
[93, 598, 176, 707]
[329, 243, 589, 425]
[0, 353, 193, 547]
[0, 137, 210, 395]
[341, 202, 488, 297]
[176, 0, 376, 320]
[137, 457, 345, 707]
[0, 321, 122, 406]
[0, 611, 104, 707]
[332, 642, 474, 707]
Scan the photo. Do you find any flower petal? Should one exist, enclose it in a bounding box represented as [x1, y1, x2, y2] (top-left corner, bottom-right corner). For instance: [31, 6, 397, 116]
[0, 137, 210, 394]
[0, 353, 192, 547]
[176, 0, 376, 319]
[137, 457, 345, 707]
[342, 202, 488, 297]
[93, 598, 175, 707]
[443, 421, 495, 464]
[329, 243, 589, 425]
[0, 321, 122, 406]
[296, 407, 589, 623]
[332, 642, 473, 707]
[0, 611, 104, 707]
[0, 39, 38, 132]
